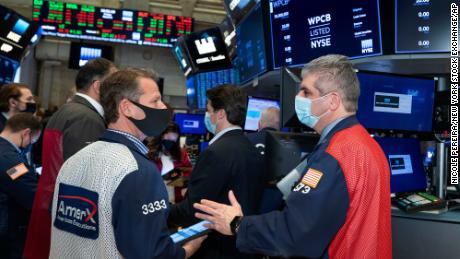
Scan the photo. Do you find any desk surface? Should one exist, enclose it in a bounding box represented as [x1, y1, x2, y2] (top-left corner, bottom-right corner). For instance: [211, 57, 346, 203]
[391, 207, 460, 224]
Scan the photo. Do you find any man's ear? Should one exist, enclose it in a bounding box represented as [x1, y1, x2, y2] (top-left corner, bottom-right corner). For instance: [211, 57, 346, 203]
[8, 97, 19, 109]
[329, 92, 341, 111]
[118, 99, 133, 118]
[217, 109, 226, 120]
[92, 80, 101, 96]
[21, 128, 31, 138]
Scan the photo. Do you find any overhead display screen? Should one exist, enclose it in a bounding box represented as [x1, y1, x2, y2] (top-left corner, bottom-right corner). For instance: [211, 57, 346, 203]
[188, 68, 239, 110]
[32, 0, 193, 47]
[223, 0, 259, 25]
[269, 0, 382, 68]
[174, 37, 193, 77]
[68, 42, 113, 69]
[234, 2, 268, 84]
[395, 0, 451, 53]
[184, 27, 232, 73]
[1, 5, 39, 61]
[0, 56, 19, 85]
[219, 15, 237, 58]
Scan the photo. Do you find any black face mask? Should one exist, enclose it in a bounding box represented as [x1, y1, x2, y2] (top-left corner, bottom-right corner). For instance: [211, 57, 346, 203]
[128, 100, 171, 137]
[162, 139, 176, 151]
[21, 102, 37, 114]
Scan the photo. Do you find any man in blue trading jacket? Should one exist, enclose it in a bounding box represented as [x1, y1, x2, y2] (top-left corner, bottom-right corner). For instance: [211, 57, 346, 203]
[194, 55, 392, 259]
[49, 69, 205, 258]
[0, 113, 42, 259]
[169, 84, 265, 259]
[0, 83, 37, 256]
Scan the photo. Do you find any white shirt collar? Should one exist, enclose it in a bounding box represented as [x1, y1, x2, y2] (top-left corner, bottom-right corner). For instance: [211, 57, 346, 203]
[2, 112, 10, 119]
[76, 93, 104, 117]
[209, 126, 242, 145]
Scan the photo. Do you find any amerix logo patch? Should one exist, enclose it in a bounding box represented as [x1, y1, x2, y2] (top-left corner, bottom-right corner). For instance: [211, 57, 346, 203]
[54, 183, 99, 239]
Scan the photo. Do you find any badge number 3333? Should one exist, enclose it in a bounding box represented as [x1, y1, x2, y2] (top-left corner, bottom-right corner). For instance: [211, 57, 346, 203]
[142, 199, 167, 215]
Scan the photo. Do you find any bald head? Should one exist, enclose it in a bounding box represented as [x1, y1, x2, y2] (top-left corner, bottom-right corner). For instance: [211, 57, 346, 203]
[258, 107, 280, 131]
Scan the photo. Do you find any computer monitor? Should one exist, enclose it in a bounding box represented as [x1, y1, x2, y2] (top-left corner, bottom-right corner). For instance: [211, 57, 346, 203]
[356, 72, 435, 132]
[375, 137, 427, 194]
[280, 67, 304, 129]
[244, 96, 279, 131]
[174, 113, 206, 135]
[265, 131, 319, 182]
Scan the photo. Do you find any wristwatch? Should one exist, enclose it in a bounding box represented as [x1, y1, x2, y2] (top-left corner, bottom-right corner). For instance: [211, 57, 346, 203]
[230, 216, 243, 235]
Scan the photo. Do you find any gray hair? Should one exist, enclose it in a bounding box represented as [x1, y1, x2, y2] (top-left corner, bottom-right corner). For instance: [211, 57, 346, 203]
[301, 54, 360, 112]
[259, 106, 280, 130]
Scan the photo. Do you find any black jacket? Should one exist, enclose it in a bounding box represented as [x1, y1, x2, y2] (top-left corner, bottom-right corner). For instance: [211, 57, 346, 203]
[44, 95, 106, 161]
[169, 129, 265, 259]
[246, 127, 277, 156]
[0, 113, 7, 132]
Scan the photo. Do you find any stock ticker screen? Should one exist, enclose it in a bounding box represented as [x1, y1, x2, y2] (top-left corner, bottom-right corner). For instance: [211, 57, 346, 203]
[32, 0, 193, 47]
[395, 0, 451, 53]
[269, 0, 382, 68]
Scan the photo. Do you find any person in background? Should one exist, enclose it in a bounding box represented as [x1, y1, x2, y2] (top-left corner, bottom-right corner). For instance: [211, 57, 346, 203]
[246, 107, 283, 214]
[0, 84, 37, 256]
[49, 68, 205, 258]
[0, 83, 37, 131]
[194, 54, 392, 259]
[246, 107, 280, 156]
[169, 84, 265, 259]
[24, 58, 117, 259]
[0, 113, 41, 259]
[147, 122, 193, 203]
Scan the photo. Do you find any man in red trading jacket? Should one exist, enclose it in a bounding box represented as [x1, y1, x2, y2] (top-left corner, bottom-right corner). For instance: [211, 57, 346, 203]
[194, 54, 392, 259]
[23, 58, 117, 259]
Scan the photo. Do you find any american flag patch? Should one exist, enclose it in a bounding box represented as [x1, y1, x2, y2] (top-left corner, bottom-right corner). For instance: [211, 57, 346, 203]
[6, 163, 28, 180]
[301, 168, 323, 188]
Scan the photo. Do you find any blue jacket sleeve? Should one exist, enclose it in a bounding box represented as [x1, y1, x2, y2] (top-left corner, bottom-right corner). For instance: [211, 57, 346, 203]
[0, 154, 37, 210]
[236, 152, 349, 258]
[111, 167, 185, 259]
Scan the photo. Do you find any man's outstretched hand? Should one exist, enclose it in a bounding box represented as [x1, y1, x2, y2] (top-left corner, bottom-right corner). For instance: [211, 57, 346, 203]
[193, 190, 243, 236]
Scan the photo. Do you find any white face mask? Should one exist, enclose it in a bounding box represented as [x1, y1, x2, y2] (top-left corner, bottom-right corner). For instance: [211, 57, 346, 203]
[204, 112, 217, 134]
[294, 94, 331, 128]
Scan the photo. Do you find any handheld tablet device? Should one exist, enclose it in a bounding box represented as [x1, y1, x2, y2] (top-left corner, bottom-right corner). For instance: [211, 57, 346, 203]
[170, 220, 211, 245]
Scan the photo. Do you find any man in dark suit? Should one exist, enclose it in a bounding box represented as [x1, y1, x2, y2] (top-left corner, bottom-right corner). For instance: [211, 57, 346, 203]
[246, 107, 280, 156]
[23, 58, 117, 259]
[169, 85, 265, 259]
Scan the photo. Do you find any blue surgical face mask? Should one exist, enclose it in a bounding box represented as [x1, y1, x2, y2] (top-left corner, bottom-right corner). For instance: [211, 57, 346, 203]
[295, 94, 330, 128]
[204, 112, 217, 134]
